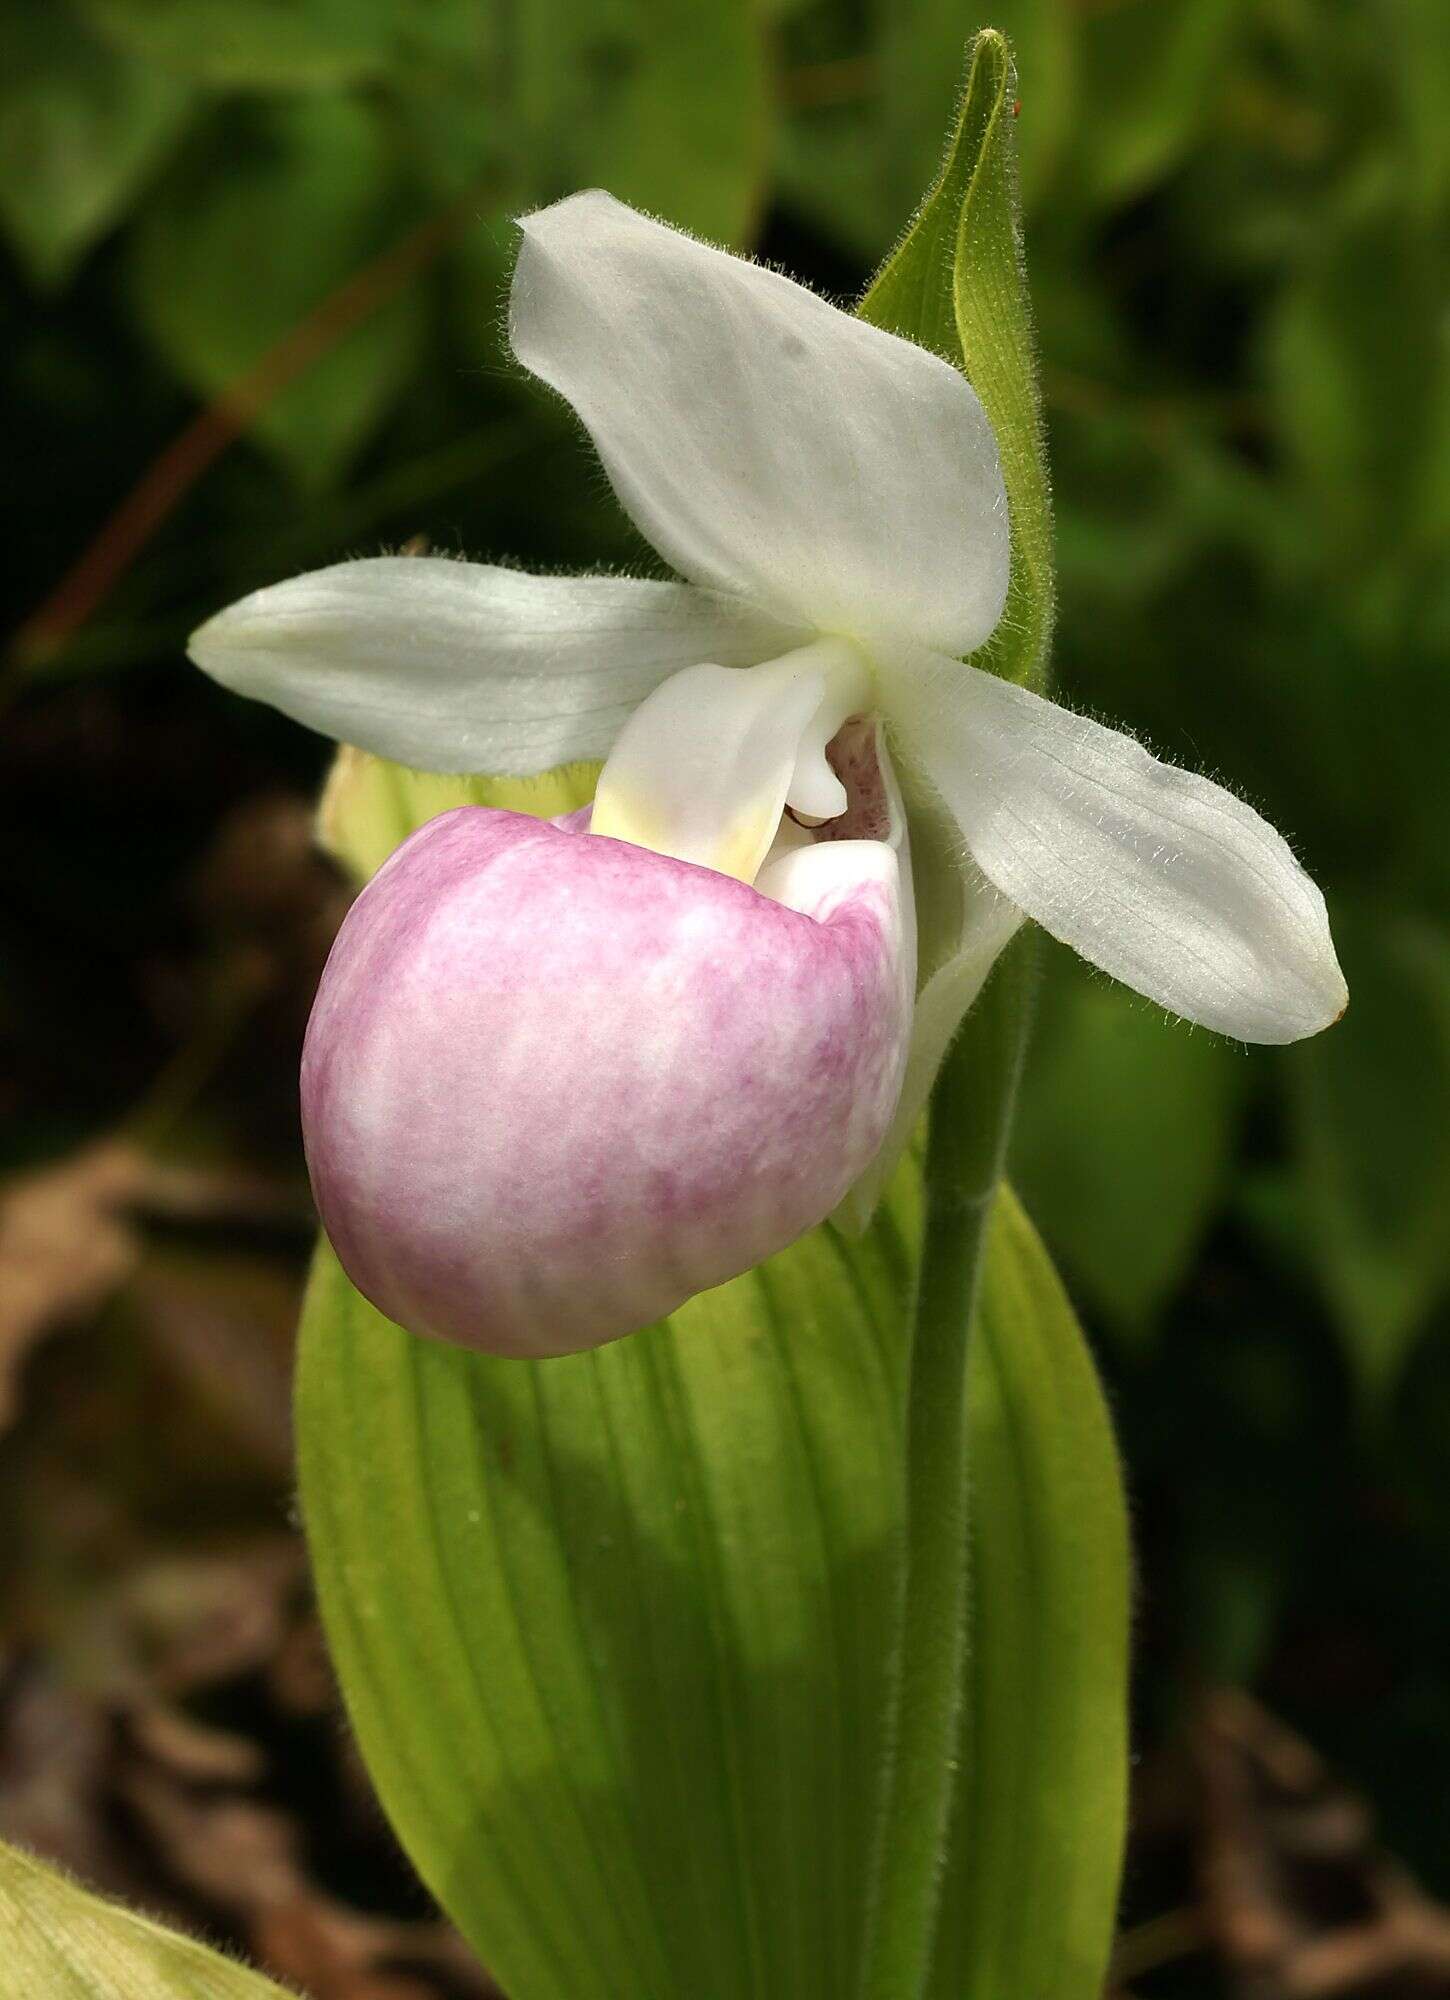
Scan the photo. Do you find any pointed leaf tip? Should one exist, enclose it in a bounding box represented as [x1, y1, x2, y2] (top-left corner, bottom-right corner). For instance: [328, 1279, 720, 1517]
[859, 29, 1052, 695]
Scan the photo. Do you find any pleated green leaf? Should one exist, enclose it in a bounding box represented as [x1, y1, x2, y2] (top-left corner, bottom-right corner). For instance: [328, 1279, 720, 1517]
[0, 1840, 296, 1998]
[298, 1153, 1127, 2000]
[930, 1189, 1130, 1998]
[297, 1189, 914, 2000]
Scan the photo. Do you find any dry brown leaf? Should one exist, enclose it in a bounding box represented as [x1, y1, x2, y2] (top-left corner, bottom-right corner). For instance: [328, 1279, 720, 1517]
[129, 1250, 298, 1477]
[113, 1542, 306, 1698]
[1, 1535, 497, 2000]
[127, 1703, 266, 1787]
[0, 1129, 312, 1440]
[1194, 1687, 1450, 1997]
[0, 1143, 150, 1428]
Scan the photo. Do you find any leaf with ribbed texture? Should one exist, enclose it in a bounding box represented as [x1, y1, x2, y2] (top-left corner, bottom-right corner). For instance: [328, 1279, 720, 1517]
[297, 1082, 1128, 2000]
[929, 1188, 1130, 1998]
[0, 1840, 296, 1998]
[297, 1183, 914, 2000]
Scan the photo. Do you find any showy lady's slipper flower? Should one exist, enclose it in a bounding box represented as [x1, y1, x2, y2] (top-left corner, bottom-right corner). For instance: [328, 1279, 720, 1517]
[191, 192, 1346, 1357]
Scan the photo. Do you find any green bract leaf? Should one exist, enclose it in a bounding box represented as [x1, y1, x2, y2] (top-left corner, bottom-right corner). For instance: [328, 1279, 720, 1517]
[1013, 951, 1246, 1342]
[931, 1188, 1130, 1998]
[0, 0, 192, 289]
[860, 27, 1054, 695]
[129, 97, 426, 487]
[855, 29, 1056, 1141]
[0, 1839, 296, 1998]
[880, 0, 1075, 216]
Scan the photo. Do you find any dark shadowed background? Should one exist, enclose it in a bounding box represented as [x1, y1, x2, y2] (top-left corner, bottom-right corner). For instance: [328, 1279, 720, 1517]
[2, 1, 1447, 1994]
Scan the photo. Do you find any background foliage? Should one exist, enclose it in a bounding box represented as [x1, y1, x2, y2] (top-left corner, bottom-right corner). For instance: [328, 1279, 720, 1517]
[2, 1, 1448, 1994]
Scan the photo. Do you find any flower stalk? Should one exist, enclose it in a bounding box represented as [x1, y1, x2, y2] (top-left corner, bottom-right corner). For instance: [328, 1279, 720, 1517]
[861, 930, 1034, 1999]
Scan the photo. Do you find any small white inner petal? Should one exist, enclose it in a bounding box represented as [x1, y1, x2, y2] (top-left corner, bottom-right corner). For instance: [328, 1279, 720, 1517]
[590, 637, 872, 884]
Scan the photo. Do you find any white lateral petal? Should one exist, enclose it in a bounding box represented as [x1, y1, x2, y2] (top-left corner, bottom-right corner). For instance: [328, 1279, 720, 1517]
[510, 191, 1010, 656]
[590, 639, 871, 884]
[888, 652, 1347, 1044]
[189, 555, 802, 774]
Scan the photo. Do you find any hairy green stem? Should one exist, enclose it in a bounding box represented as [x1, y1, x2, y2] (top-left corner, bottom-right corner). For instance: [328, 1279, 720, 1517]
[859, 932, 1034, 1999]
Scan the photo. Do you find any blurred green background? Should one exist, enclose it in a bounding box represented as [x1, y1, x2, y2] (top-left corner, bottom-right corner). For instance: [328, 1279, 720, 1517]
[2, 1, 1448, 1993]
